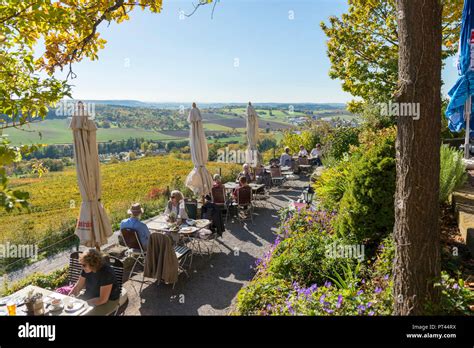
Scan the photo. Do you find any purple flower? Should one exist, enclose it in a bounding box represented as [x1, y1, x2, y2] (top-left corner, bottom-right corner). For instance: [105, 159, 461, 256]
[383, 275, 389, 281]
[368, 311, 375, 316]
[367, 302, 372, 308]
[324, 308, 334, 314]
[374, 287, 382, 294]
[286, 300, 295, 315]
[356, 290, 364, 296]
[319, 294, 326, 304]
[336, 295, 343, 308]
[453, 284, 459, 290]
[324, 281, 332, 288]
[361, 279, 366, 284]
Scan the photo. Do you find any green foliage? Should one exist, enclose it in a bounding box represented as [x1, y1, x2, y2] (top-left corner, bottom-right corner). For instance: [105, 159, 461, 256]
[281, 130, 320, 154]
[430, 272, 474, 315]
[371, 235, 395, 277]
[320, 0, 462, 112]
[333, 128, 396, 243]
[314, 161, 349, 212]
[0, 136, 44, 212]
[1, 266, 69, 297]
[439, 145, 467, 203]
[234, 276, 292, 315]
[325, 126, 360, 160]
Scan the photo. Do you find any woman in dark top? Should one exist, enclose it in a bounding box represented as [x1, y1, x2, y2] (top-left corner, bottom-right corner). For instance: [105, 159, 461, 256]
[69, 249, 120, 315]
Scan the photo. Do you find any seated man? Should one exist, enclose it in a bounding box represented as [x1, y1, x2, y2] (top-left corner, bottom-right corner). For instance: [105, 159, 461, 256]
[279, 147, 292, 167]
[310, 143, 323, 166]
[120, 203, 150, 249]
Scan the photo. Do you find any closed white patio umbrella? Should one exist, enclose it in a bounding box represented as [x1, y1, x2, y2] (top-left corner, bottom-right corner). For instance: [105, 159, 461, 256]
[246, 102, 262, 167]
[70, 102, 113, 249]
[185, 103, 213, 197]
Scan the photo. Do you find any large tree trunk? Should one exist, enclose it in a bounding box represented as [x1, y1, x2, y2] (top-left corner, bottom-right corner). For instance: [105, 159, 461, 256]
[393, 0, 442, 315]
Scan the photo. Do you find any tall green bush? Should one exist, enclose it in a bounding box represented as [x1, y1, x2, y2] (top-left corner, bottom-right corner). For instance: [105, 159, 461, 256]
[315, 127, 396, 243]
[334, 127, 396, 243]
[325, 126, 360, 160]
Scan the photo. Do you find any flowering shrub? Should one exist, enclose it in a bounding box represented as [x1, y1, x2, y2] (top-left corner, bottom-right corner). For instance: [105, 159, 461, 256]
[430, 272, 474, 315]
[147, 187, 166, 200]
[269, 277, 393, 316]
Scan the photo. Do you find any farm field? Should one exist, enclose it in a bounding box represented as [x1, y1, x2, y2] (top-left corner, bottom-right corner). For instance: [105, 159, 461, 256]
[6, 108, 294, 146]
[5, 119, 179, 145]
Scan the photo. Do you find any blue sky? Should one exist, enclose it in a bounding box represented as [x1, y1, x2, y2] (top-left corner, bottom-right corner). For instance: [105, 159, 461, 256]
[62, 0, 460, 104]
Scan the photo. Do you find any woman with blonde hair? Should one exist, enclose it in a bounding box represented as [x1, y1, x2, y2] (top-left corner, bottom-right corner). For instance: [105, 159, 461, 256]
[69, 248, 120, 315]
[164, 190, 188, 222]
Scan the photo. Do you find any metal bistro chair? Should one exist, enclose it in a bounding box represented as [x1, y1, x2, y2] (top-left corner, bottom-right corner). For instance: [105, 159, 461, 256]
[120, 228, 147, 293]
[68, 251, 127, 316]
[184, 198, 198, 220]
[270, 166, 286, 188]
[298, 156, 311, 174]
[234, 185, 254, 224]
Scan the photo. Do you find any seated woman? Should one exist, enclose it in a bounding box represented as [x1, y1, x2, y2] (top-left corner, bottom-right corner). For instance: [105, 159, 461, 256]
[213, 174, 223, 189]
[69, 249, 120, 315]
[237, 163, 254, 183]
[298, 145, 308, 157]
[164, 190, 188, 223]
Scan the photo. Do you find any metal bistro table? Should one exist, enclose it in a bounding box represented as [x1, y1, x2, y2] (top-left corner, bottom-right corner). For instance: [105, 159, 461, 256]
[0, 285, 93, 316]
[146, 214, 213, 255]
[264, 165, 291, 172]
[224, 182, 265, 193]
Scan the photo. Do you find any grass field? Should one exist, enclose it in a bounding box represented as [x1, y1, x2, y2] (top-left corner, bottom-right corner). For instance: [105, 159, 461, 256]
[5, 114, 289, 145]
[4, 119, 180, 145]
[0, 155, 241, 243]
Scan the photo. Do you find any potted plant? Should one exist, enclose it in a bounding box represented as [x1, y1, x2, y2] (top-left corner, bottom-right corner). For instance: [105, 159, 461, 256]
[24, 289, 44, 316]
[168, 211, 177, 223]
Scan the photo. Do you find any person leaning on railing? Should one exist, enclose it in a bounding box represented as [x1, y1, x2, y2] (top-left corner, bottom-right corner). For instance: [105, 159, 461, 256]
[69, 248, 120, 315]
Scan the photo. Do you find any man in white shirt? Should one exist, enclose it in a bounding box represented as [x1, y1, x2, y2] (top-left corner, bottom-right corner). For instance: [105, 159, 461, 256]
[310, 144, 323, 166]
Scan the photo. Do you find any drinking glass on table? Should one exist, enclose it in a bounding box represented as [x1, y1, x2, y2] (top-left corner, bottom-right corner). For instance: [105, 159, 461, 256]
[6, 301, 16, 316]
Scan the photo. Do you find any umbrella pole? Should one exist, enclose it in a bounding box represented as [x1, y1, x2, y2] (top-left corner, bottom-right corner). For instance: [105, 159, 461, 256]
[465, 97, 471, 159]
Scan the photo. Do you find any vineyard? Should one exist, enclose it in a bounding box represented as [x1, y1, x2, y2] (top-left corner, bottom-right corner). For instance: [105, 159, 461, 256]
[0, 155, 240, 245]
